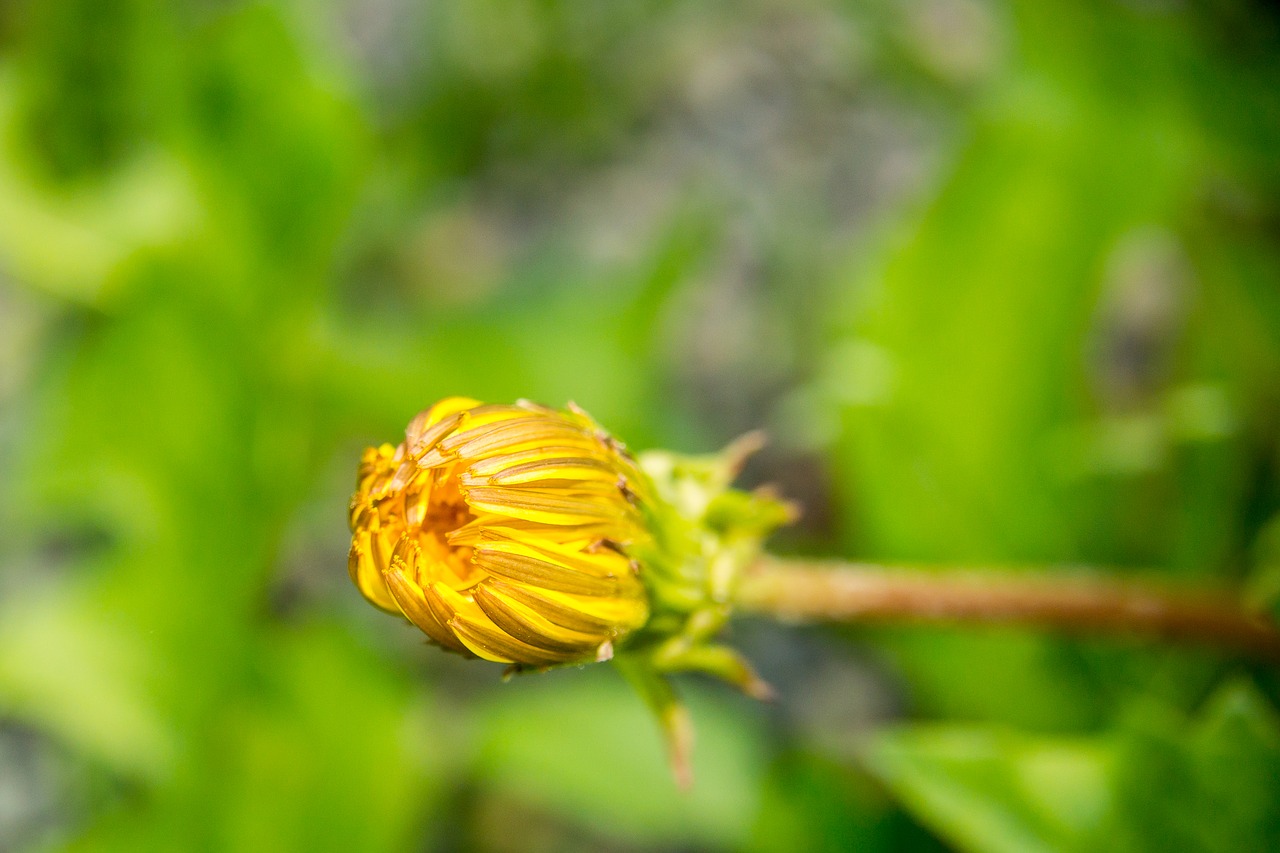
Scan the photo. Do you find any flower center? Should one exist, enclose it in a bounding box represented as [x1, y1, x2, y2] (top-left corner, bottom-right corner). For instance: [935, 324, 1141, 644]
[408, 463, 484, 590]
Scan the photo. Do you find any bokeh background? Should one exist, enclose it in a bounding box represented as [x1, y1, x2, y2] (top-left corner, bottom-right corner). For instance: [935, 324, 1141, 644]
[2, 1, 1280, 850]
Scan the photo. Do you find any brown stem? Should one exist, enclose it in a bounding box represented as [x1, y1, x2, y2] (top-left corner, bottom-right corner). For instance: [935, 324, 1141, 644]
[737, 557, 1280, 661]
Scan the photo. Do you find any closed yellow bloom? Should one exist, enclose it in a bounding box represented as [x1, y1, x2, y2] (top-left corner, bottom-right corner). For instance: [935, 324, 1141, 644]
[348, 397, 652, 666]
[350, 397, 796, 783]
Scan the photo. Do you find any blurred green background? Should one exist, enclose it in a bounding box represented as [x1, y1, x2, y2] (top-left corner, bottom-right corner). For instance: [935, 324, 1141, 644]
[2, 1, 1280, 850]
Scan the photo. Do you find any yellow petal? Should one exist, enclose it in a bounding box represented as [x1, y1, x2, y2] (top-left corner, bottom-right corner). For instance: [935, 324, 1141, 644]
[383, 565, 468, 654]
[448, 616, 577, 665]
[484, 579, 648, 634]
[428, 582, 577, 665]
[463, 485, 636, 525]
[348, 537, 398, 613]
[472, 582, 604, 653]
[472, 548, 625, 597]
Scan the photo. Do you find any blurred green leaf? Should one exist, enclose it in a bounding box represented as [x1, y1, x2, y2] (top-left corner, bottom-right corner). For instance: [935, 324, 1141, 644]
[866, 681, 1280, 853]
[474, 669, 767, 848]
[863, 722, 1112, 853]
[749, 749, 949, 853]
[209, 620, 439, 853]
[1095, 681, 1280, 853]
[0, 82, 198, 304]
[869, 628, 1104, 731]
[0, 580, 173, 779]
[1246, 513, 1280, 614]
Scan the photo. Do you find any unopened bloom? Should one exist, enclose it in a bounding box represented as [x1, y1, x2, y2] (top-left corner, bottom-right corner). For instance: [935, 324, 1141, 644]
[348, 397, 653, 666]
[349, 397, 793, 782]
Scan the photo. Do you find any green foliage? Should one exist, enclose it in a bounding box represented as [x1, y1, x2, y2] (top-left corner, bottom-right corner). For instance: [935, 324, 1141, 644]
[865, 681, 1280, 853]
[1099, 682, 1280, 853]
[865, 724, 1112, 853]
[0, 0, 1278, 850]
[475, 671, 767, 848]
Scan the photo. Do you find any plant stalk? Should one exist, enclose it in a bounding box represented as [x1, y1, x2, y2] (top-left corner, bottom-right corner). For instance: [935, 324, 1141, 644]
[738, 556, 1280, 660]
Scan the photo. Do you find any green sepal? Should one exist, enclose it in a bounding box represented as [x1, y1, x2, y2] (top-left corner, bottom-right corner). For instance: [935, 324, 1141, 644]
[612, 436, 791, 784]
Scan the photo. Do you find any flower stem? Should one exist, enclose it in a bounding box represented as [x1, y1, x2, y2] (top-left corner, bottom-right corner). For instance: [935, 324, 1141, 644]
[738, 556, 1280, 660]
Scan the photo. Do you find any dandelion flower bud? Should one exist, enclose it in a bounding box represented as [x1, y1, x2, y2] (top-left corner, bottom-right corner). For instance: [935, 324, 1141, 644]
[348, 397, 654, 666]
[349, 397, 793, 781]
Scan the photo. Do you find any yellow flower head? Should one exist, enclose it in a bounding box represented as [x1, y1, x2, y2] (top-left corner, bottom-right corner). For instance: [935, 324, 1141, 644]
[350, 397, 795, 783]
[348, 397, 652, 666]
